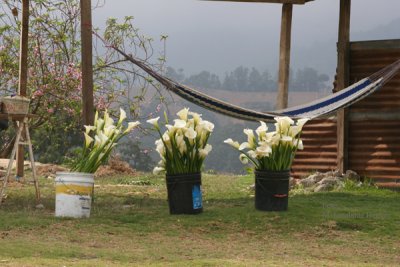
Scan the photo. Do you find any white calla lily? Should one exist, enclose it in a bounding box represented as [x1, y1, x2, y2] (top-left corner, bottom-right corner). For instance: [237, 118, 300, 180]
[124, 121, 140, 134]
[274, 116, 294, 134]
[256, 121, 268, 138]
[224, 138, 240, 149]
[118, 108, 127, 125]
[201, 121, 214, 133]
[104, 111, 114, 127]
[84, 125, 96, 135]
[239, 142, 250, 151]
[84, 133, 94, 148]
[147, 117, 160, 128]
[185, 127, 197, 140]
[199, 144, 212, 158]
[153, 166, 165, 175]
[177, 107, 189, 121]
[189, 111, 202, 124]
[296, 118, 309, 129]
[174, 119, 187, 129]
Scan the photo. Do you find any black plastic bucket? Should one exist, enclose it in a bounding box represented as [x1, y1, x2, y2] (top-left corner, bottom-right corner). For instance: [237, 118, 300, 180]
[255, 170, 290, 211]
[166, 172, 203, 215]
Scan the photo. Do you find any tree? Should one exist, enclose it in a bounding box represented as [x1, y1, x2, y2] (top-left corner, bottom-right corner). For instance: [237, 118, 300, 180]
[0, 0, 166, 165]
[185, 71, 221, 89]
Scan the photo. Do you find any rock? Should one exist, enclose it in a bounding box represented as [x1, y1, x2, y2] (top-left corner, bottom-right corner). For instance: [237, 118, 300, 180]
[35, 204, 45, 209]
[324, 169, 342, 179]
[318, 177, 340, 186]
[289, 177, 297, 189]
[299, 172, 325, 188]
[344, 170, 360, 182]
[314, 183, 335, 192]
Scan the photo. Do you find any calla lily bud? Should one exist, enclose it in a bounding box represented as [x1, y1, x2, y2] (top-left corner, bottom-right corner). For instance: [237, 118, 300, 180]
[118, 108, 127, 125]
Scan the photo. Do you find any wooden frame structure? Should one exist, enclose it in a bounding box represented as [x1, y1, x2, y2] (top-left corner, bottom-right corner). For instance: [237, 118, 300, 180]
[12, 0, 398, 184]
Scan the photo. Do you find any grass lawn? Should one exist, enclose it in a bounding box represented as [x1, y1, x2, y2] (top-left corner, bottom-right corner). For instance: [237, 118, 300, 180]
[0, 173, 399, 266]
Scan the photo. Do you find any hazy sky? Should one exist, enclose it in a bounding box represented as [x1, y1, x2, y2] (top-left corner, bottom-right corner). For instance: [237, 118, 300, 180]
[94, 0, 400, 77]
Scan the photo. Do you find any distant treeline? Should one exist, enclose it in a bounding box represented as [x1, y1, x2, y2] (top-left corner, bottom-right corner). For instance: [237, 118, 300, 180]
[166, 66, 331, 92]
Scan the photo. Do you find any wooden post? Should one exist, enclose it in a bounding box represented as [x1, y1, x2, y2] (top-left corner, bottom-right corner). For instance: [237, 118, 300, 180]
[81, 0, 95, 126]
[276, 3, 293, 110]
[336, 0, 351, 173]
[16, 0, 30, 177]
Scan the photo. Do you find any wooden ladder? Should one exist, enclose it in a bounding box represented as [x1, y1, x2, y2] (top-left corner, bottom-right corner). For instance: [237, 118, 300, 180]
[0, 117, 40, 205]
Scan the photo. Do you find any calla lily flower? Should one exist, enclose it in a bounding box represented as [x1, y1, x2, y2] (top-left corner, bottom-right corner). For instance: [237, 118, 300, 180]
[84, 125, 96, 135]
[174, 119, 187, 129]
[224, 138, 240, 149]
[147, 117, 160, 128]
[153, 166, 165, 175]
[177, 107, 189, 121]
[118, 108, 127, 125]
[84, 133, 94, 148]
[124, 121, 140, 134]
[185, 127, 197, 140]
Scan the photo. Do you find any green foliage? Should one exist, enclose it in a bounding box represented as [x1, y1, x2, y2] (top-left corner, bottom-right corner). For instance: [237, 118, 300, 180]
[118, 139, 154, 172]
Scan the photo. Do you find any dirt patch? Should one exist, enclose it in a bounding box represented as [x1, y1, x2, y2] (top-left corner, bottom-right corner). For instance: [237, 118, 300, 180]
[36, 164, 69, 178]
[95, 157, 136, 178]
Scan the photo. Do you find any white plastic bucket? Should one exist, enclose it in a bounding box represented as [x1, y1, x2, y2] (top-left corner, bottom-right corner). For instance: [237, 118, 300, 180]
[55, 172, 94, 218]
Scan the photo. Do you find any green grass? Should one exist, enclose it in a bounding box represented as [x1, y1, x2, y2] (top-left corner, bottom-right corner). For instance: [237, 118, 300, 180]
[0, 174, 399, 266]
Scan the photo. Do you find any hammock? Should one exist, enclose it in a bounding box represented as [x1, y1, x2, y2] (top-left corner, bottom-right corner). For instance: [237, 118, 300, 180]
[113, 47, 400, 122]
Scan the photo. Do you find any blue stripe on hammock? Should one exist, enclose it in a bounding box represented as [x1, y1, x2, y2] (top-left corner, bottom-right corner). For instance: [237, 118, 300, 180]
[282, 79, 372, 116]
[175, 84, 275, 120]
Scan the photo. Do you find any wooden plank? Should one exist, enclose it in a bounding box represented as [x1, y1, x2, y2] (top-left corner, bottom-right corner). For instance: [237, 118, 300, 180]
[81, 0, 95, 126]
[350, 39, 400, 51]
[201, 0, 312, 4]
[276, 3, 293, 109]
[17, 0, 30, 178]
[336, 0, 351, 173]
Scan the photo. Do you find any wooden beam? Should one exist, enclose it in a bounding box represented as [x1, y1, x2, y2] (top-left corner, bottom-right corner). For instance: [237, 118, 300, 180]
[17, 0, 30, 177]
[336, 0, 351, 173]
[202, 0, 313, 5]
[81, 0, 95, 126]
[276, 3, 293, 109]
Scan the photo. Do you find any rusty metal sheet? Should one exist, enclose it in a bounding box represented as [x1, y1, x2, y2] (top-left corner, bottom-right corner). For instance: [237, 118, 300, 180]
[348, 40, 400, 189]
[291, 119, 337, 179]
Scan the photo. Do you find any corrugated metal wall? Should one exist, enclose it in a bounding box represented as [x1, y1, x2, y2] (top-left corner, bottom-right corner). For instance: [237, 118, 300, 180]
[291, 119, 337, 179]
[292, 40, 400, 190]
[348, 40, 400, 189]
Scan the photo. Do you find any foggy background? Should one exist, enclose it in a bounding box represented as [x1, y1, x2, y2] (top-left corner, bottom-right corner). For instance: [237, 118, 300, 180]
[94, 0, 400, 78]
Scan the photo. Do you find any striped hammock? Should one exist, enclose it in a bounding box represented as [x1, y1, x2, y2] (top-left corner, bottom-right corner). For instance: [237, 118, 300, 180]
[113, 47, 400, 122]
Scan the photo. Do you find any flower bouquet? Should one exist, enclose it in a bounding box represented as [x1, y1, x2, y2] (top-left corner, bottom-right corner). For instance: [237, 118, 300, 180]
[55, 109, 140, 218]
[225, 116, 308, 211]
[148, 108, 214, 214]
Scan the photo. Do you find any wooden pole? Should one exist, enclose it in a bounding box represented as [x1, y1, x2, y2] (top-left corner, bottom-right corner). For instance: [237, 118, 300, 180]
[336, 0, 351, 173]
[81, 0, 95, 126]
[276, 3, 293, 110]
[16, 0, 30, 177]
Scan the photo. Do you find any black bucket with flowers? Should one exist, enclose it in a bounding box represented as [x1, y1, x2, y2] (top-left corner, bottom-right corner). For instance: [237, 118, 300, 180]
[148, 108, 214, 215]
[225, 116, 308, 211]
